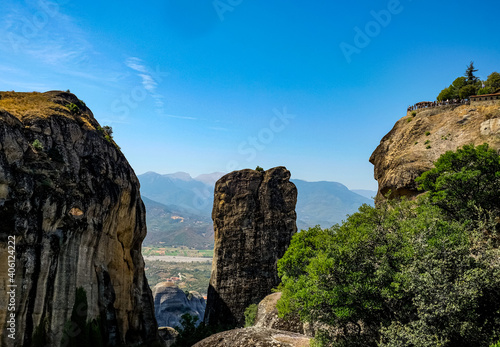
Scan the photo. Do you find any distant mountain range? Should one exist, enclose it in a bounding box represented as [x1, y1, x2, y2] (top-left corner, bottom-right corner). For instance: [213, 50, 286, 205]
[138, 171, 375, 249]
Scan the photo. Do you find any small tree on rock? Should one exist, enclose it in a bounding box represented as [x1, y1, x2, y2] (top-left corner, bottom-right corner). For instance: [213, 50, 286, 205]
[465, 61, 479, 85]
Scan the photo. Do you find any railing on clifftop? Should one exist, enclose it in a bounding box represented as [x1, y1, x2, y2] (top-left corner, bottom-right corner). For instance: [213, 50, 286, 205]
[407, 99, 470, 112]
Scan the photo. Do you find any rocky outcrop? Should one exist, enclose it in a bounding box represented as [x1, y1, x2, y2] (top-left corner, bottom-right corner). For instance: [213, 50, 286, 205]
[254, 292, 310, 336]
[370, 104, 500, 200]
[158, 326, 178, 347]
[153, 282, 205, 328]
[0, 91, 158, 346]
[204, 167, 297, 327]
[195, 291, 312, 347]
[192, 327, 311, 347]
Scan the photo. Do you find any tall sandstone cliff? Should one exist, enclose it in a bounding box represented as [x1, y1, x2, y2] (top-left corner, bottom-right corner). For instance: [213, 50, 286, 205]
[204, 167, 297, 327]
[0, 91, 158, 346]
[370, 103, 500, 200]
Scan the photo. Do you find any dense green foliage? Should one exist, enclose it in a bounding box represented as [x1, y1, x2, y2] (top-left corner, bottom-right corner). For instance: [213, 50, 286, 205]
[416, 143, 500, 222]
[277, 144, 500, 346]
[486, 72, 500, 92]
[436, 62, 498, 100]
[465, 61, 479, 84]
[244, 304, 259, 327]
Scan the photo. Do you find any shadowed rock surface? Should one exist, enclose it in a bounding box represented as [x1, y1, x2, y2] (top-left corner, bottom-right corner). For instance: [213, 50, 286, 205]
[0, 91, 158, 346]
[204, 167, 297, 327]
[370, 104, 500, 200]
[158, 326, 178, 347]
[153, 281, 205, 328]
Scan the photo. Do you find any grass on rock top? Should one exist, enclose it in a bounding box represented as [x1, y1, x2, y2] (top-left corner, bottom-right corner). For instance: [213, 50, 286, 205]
[0, 91, 96, 130]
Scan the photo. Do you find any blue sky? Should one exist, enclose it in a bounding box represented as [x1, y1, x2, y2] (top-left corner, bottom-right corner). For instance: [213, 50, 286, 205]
[1, 0, 499, 190]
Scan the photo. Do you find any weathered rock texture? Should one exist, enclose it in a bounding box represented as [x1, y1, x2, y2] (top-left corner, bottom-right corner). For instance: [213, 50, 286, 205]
[153, 282, 205, 328]
[0, 91, 158, 346]
[158, 326, 178, 347]
[370, 104, 500, 200]
[204, 167, 297, 327]
[192, 327, 311, 347]
[254, 292, 310, 336]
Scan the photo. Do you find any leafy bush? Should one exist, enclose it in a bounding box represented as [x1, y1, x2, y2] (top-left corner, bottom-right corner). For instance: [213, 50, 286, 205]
[32, 139, 43, 151]
[411, 111, 417, 116]
[486, 72, 500, 92]
[416, 143, 500, 222]
[244, 304, 258, 327]
[425, 131, 431, 136]
[67, 103, 80, 114]
[255, 166, 264, 172]
[96, 125, 118, 148]
[277, 144, 500, 347]
[459, 84, 478, 99]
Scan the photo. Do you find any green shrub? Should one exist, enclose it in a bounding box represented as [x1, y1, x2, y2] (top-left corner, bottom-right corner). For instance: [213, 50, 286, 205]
[411, 111, 417, 117]
[424, 140, 430, 145]
[244, 304, 258, 327]
[255, 166, 264, 172]
[277, 144, 500, 347]
[416, 143, 500, 222]
[425, 131, 431, 136]
[67, 103, 80, 114]
[32, 139, 43, 151]
[426, 145, 431, 149]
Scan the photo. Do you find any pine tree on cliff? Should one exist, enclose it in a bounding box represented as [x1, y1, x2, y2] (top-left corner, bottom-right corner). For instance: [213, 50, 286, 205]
[465, 61, 479, 84]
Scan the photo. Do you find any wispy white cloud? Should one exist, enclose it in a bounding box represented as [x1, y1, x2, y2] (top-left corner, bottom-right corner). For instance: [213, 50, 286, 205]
[165, 114, 198, 120]
[138, 74, 158, 92]
[0, 1, 94, 67]
[125, 56, 167, 113]
[125, 57, 148, 73]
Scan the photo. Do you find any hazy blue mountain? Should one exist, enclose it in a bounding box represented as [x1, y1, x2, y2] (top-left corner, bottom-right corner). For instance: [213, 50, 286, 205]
[194, 172, 225, 186]
[139, 171, 214, 214]
[139, 172, 374, 248]
[292, 179, 374, 229]
[351, 189, 377, 200]
[142, 197, 214, 249]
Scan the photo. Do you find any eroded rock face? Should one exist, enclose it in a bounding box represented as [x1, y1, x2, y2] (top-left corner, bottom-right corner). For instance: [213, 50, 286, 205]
[153, 282, 205, 328]
[192, 327, 311, 347]
[204, 167, 297, 327]
[254, 292, 310, 336]
[0, 91, 158, 346]
[370, 104, 500, 200]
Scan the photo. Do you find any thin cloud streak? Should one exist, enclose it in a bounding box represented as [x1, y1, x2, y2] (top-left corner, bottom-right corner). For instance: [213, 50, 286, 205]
[164, 114, 198, 120]
[125, 57, 166, 112]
